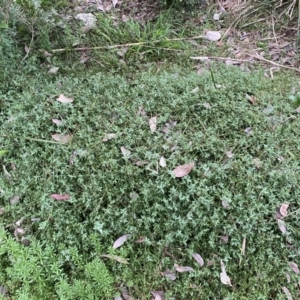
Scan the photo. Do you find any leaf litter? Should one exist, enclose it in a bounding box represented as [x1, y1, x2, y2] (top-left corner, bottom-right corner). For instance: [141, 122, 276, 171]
[56, 94, 74, 103]
[113, 234, 132, 249]
[192, 253, 204, 266]
[175, 264, 194, 273]
[220, 260, 232, 286]
[172, 162, 194, 178]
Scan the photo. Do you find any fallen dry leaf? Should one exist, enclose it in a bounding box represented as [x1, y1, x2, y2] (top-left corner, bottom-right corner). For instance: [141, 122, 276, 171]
[222, 200, 230, 208]
[221, 235, 229, 243]
[151, 291, 164, 300]
[52, 134, 72, 144]
[51, 194, 70, 201]
[282, 287, 293, 300]
[220, 260, 232, 286]
[48, 67, 59, 74]
[52, 119, 63, 125]
[244, 127, 252, 134]
[135, 236, 146, 243]
[278, 219, 286, 234]
[173, 162, 194, 178]
[253, 157, 262, 169]
[160, 269, 176, 281]
[149, 116, 157, 133]
[121, 147, 131, 158]
[192, 253, 204, 266]
[101, 254, 128, 264]
[113, 234, 131, 249]
[102, 133, 116, 142]
[112, 0, 118, 7]
[159, 156, 166, 168]
[10, 195, 20, 205]
[279, 203, 289, 217]
[206, 31, 221, 41]
[56, 94, 74, 103]
[174, 264, 194, 273]
[289, 261, 300, 274]
[226, 151, 234, 158]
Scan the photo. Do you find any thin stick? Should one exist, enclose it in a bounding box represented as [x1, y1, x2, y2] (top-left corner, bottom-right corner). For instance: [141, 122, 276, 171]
[191, 53, 300, 73]
[246, 52, 300, 72]
[51, 35, 205, 53]
[191, 56, 250, 62]
[0, 134, 63, 144]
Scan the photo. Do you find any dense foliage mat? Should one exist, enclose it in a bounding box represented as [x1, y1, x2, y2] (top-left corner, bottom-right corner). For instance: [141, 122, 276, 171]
[1, 64, 300, 299]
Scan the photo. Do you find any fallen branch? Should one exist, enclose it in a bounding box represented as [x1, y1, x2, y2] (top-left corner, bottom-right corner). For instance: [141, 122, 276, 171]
[191, 53, 300, 73]
[51, 35, 205, 53]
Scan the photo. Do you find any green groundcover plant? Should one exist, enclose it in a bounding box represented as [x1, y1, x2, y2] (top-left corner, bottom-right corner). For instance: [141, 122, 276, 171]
[1, 58, 300, 299]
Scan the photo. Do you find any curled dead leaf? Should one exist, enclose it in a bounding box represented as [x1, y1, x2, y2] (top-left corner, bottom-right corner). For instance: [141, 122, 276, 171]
[282, 287, 293, 300]
[50, 194, 70, 201]
[56, 94, 74, 103]
[279, 203, 289, 217]
[220, 260, 232, 286]
[174, 264, 194, 273]
[113, 234, 131, 249]
[172, 162, 194, 178]
[289, 261, 300, 274]
[192, 253, 204, 266]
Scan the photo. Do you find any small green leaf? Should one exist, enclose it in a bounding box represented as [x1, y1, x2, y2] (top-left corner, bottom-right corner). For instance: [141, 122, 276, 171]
[0, 22, 8, 30]
[0, 150, 8, 157]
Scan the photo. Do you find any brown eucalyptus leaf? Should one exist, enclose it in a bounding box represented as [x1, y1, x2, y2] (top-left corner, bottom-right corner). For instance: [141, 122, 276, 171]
[149, 116, 157, 133]
[52, 119, 63, 125]
[51, 194, 70, 201]
[244, 127, 252, 134]
[220, 260, 232, 286]
[151, 291, 164, 300]
[112, 0, 118, 8]
[289, 261, 300, 274]
[192, 253, 204, 266]
[173, 162, 194, 178]
[278, 219, 287, 234]
[279, 203, 289, 217]
[48, 67, 59, 74]
[282, 287, 293, 300]
[121, 147, 131, 158]
[135, 236, 146, 243]
[102, 133, 116, 142]
[206, 31, 221, 41]
[56, 94, 74, 103]
[174, 264, 194, 273]
[101, 254, 128, 264]
[226, 151, 234, 158]
[160, 269, 176, 281]
[10, 195, 20, 205]
[113, 234, 132, 249]
[159, 156, 166, 168]
[51, 134, 72, 144]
